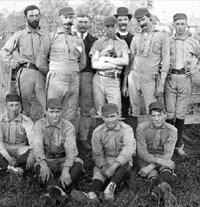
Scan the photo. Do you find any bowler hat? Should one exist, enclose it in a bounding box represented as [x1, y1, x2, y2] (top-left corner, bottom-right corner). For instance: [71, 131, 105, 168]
[114, 7, 132, 20]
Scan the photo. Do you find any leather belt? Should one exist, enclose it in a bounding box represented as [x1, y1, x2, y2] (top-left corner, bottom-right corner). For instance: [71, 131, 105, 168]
[46, 152, 66, 159]
[21, 63, 38, 70]
[170, 68, 185, 75]
[97, 71, 121, 79]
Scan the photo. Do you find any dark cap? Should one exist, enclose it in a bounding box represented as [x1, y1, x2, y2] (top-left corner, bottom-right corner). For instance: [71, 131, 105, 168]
[149, 101, 165, 112]
[103, 15, 117, 26]
[173, 13, 187, 22]
[46, 99, 63, 110]
[5, 93, 21, 102]
[101, 103, 118, 116]
[134, 7, 151, 19]
[59, 7, 75, 16]
[114, 7, 132, 20]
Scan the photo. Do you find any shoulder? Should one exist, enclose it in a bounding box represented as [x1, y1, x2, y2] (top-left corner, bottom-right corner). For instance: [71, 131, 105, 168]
[35, 118, 46, 129]
[137, 121, 151, 131]
[186, 36, 198, 47]
[119, 121, 132, 130]
[93, 123, 106, 135]
[21, 114, 33, 123]
[61, 118, 75, 130]
[165, 122, 177, 133]
[0, 113, 5, 123]
[87, 33, 98, 41]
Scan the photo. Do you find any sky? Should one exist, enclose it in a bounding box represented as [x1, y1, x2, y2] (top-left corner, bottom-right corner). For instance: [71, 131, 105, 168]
[1, 0, 200, 24]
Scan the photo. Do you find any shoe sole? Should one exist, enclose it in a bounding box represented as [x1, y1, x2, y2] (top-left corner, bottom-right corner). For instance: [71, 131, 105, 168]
[47, 186, 68, 203]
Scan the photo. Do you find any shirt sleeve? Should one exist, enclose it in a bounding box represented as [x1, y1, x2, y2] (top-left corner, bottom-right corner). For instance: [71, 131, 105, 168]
[160, 34, 170, 74]
[115, 126, 136, 165]
[36, 34, 51, 75]
[92, 129, 107, 168]
[63, 123, 78, 167]
[136, 125, 157, 164]
[1, 32, 21, 68]
[33, 121, 47, 163]
[89, 40, 99, 57]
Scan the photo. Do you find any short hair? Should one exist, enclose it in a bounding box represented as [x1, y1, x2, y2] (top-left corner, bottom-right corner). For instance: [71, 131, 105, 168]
[24, 5, 40, 16]
[76, 14, 90, 19]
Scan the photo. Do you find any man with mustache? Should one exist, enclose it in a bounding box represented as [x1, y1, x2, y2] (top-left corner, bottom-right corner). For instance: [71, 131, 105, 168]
[1, 5, 46, 118]
[165, 13, 200, 156]
[114, 7, 136, 134]
[123, 8, 170, 119]
[36, 7, 86, 129]
[76, 14, 97, 150]
[89, 15, 129, 116]
[0, 93, 35, 176]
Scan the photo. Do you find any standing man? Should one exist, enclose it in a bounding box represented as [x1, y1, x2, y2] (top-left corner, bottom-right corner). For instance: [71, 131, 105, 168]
[114, 7, 136, 132]
[123, 8, 170, 127]
[36, 7, 86, 126]
[90, 15, 129, 116]
[71, 103, 135, 205]
[1, 5, 46, 117]
[165, 13, 200, 156]
[76, 14, 97, 150]
[137, 101, 177, 204]
[0, 93, 35, 176]
[34, 98, 83, 205]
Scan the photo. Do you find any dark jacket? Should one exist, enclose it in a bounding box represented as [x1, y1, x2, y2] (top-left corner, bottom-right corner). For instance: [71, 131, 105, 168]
[116, 32, 134, 49]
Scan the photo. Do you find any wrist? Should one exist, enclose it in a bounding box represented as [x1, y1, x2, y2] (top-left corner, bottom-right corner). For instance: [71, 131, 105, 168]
[40, 160, 48, 167]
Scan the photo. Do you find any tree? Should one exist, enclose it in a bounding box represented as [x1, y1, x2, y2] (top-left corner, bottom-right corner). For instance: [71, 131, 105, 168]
[75, 0, 114, 37]
[39, 0, 69, 32]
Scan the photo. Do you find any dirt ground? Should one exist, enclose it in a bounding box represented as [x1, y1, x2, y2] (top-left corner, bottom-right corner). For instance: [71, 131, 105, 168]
[0, 123, 200, 207]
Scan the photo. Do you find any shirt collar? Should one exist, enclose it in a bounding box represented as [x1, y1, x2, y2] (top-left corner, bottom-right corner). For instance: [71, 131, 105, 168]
[57, 26, 75, 35]
[105, 122, 121, 131]
[2, 111, 22, 122]
[45, 118, 62, 129]
[104, 35, 120, 41]
[77, 31, 88, 39]
[173, 34, 187, 40]
[150, 122, 166, 129]
[26, 26, 42, 35]
[117, 31, 129, 36]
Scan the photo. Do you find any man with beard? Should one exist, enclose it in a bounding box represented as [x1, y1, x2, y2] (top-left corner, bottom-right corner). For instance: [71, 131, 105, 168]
[89, 15, 129, 116]
[123, 8, 170, 121]
[1, 5, 46, 118]
[0, 93, 35, 176]
[114, 7, 136, 134]
[71, 103, 135, 206]
[137, 101, 177, 204]
[76, 14, 97, 150]
[36, 7, 86, 129]
[34, 98, 83, 206]
[165, 13, 200, 156]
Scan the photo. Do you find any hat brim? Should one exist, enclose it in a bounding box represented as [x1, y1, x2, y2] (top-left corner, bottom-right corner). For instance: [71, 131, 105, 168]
[114, 14, 132, 20]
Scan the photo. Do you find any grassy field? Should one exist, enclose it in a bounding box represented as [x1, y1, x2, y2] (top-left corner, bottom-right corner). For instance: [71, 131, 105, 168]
[0, 124, 200, 207]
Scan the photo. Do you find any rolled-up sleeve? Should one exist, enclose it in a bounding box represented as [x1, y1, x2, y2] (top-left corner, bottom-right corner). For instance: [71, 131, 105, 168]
[92, 130, 107, 168]
[33, 121, 47, 163]
[115, 126, 136, 165]
[137, 125, 157, 164]
[63, 124, 78, 167]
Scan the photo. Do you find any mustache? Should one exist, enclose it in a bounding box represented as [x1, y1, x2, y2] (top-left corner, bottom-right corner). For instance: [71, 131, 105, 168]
[141, 23, 147, 28]
[64, 22, 73, 26]
[79, 26, 86, 29]
[119, 23, 127, 27]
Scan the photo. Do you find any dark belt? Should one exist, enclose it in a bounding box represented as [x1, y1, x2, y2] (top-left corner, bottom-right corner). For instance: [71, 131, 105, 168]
[97, 71, 121, 79]
[46, 152, 66, 159]
[21, 63, 38, 70]
[170, 68, 185, 75]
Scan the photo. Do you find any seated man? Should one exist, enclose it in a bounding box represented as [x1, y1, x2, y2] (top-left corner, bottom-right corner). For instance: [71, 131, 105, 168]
[0, 93, 35, 176]
[34, 98, 83, 206]
[137, 101, 177, 204]
[71, 103, 135, 206]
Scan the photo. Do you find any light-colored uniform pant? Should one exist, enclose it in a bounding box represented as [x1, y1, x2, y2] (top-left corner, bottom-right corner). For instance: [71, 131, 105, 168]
[47, 71, 79, 123]
[17, 68, 46, 117]
[128, 70, 157, 116]
[165, 74, 191, 120]
[79, 72, 94, 141]
[93, 74, 121, 115]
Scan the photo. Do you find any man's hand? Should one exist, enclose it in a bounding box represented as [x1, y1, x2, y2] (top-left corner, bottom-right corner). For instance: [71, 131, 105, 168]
[100, 165, 108, 176]
[39, 162, 52, 183]
[138, 164, 156, 177]
[60, 171, 72, 189]
[156, 82, 164, 97]
[156, 158, 175, 169]
[186, 67, 199, 77]
[26, 150, 35, 171]
[7, 156, 17, 166]
[122, 85, 129, 97]
[105, 162, 120, 179]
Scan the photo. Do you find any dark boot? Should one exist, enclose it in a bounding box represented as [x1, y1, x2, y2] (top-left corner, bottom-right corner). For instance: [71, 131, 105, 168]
[175, 118, 186, 156]
[124, 116, 138, 137]
[166, 119, 174, 126]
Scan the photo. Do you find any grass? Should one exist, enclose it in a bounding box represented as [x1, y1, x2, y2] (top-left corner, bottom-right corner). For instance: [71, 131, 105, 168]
[0, 124, 200, 207]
